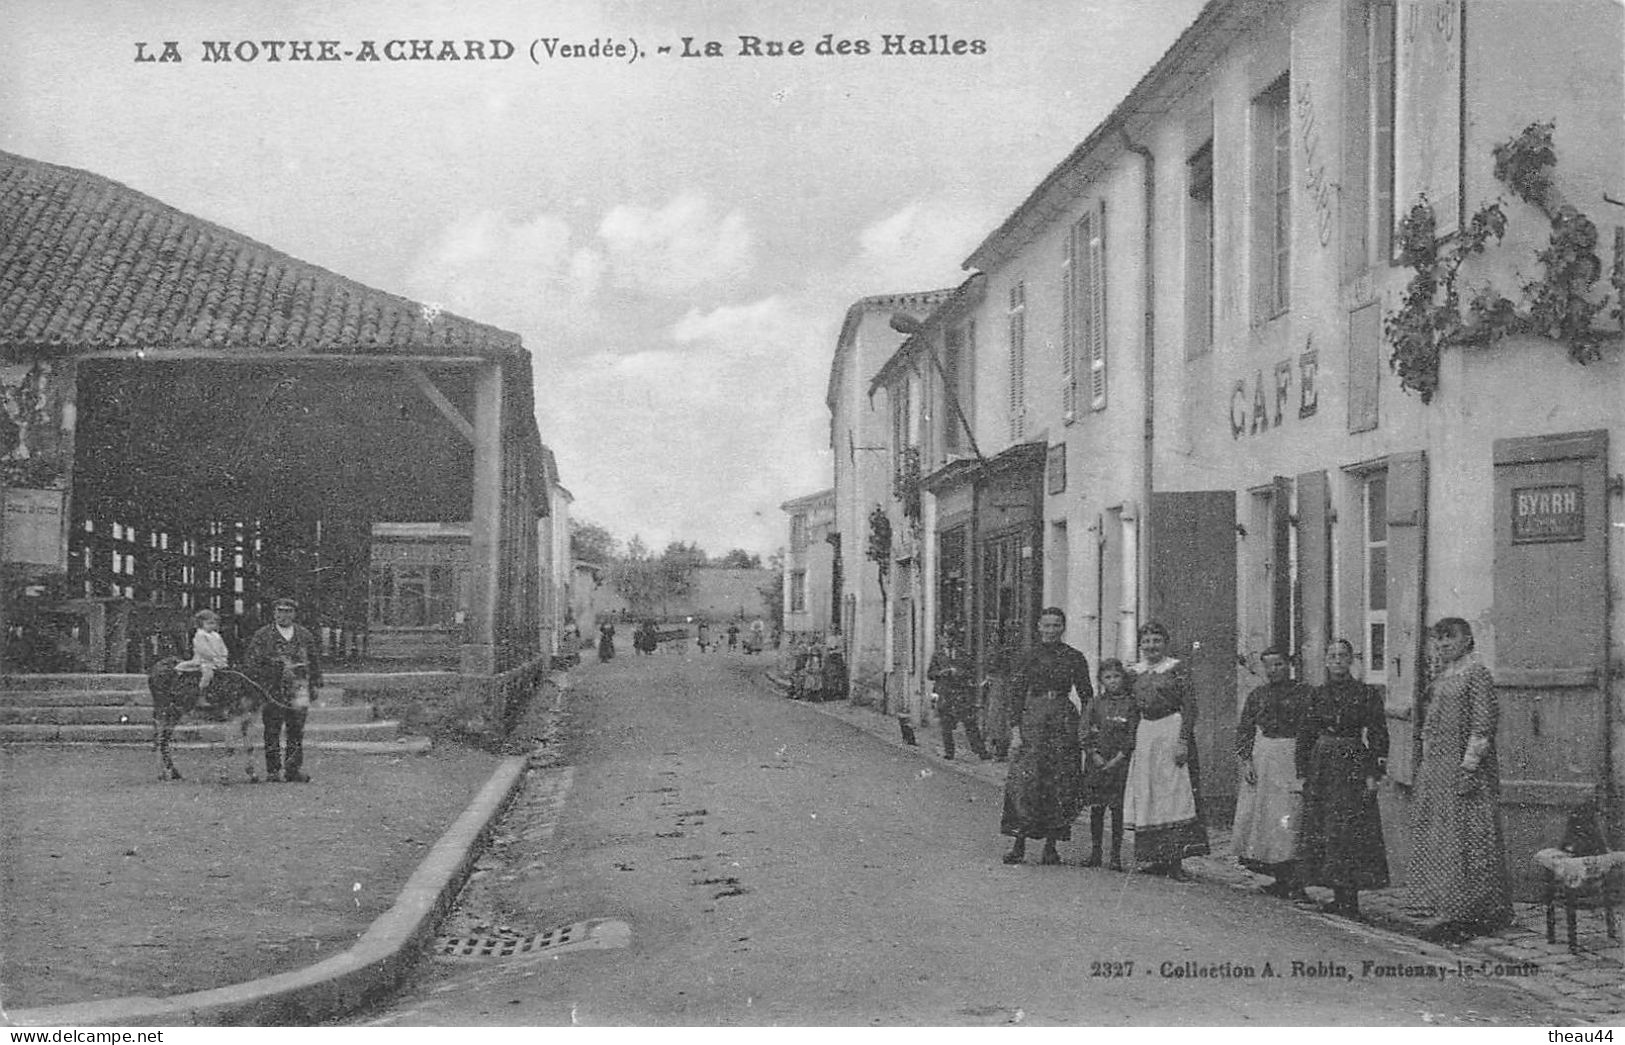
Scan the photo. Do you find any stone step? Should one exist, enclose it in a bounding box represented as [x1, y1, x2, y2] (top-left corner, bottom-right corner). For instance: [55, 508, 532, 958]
[0, 703, 376, 726]
[0, 673, 149, 692]
[0, 719, 402, 744]
[0, 685, 362, 708]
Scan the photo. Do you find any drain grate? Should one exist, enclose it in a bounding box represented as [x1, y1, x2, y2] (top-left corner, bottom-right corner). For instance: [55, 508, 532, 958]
[431, 918, 631, 963]
[435, 922, 578, 960]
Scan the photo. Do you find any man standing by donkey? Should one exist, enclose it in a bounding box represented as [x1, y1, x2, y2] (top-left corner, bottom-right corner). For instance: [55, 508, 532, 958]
[248, 597, 322, 783]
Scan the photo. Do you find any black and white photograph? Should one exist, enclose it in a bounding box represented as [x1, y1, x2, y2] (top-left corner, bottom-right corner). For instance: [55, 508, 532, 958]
[2, 0, 1623, 1032]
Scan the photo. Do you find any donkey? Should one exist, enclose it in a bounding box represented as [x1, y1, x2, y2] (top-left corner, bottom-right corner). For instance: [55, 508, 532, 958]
[147, 658, 267, 782]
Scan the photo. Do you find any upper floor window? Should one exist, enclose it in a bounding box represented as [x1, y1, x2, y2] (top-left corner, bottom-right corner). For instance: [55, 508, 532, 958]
[1253, 74, 1292, 321]
[790, 513, 808, 552]
[1007, 283, 1027, 440]
[1063, 207, 1108, 415]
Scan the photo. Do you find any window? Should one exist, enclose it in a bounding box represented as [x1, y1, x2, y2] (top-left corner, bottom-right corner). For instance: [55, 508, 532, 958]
[1186, 139, 1216, 358]
[1007, 282, 1026, 440]
[1253, 74, 1291, 321]
[790, 513, 808, 552]
[1363, 473, 1388, 685]
[790, 570, 807, 613]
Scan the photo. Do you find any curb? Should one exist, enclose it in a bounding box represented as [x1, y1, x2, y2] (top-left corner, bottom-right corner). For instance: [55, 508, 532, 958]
[756, 667, 1621, 1023]
[5, 754, 529, 1026]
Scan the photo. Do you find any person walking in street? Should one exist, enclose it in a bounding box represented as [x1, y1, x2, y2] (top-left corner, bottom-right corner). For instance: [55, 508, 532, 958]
[1122, 621, 1209, 877]
[598, 619, 617, 662]
[927, 623, 988, 761]
[696, 618, 712, 654]
[1078, 658, 1137, 870]
[1296, 638, 1389, 918]
[246, 597, 321, 783]
[1233, 648, 1310, 899]
[1410, 617, 1513, 942]
[727, 621, 740, 651]
[999, 607, 1092, 866]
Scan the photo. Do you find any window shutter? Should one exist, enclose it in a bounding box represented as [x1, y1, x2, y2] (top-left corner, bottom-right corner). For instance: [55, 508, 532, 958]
[1087, 204, 1108, 411]
[1382, 450, 1428, 785]
[1295, 470, 1332, 683]
[1271, 474, 1293, 652]
[1062, 224, 1078, 418]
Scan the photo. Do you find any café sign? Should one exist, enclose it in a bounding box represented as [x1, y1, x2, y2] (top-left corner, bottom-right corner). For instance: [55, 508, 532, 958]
[1511, 484, 1584, 543]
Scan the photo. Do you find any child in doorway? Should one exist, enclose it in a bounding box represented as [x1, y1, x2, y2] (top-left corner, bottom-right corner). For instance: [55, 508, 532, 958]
[1079, 658, 1138, 870]
[175, 609, 230, 691]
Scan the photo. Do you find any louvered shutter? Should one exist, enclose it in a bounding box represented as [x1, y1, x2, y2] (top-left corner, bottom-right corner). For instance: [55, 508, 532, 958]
[1061, 224, 1078, 418]
[1087, 204, 1107, 411]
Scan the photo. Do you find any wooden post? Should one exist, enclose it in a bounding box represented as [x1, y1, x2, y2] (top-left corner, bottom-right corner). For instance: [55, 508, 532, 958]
[461, 362, 503, 678]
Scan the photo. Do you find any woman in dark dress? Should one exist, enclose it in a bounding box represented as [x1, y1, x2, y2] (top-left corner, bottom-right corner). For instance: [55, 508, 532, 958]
[1000, 607, 1093, 866]
[1296, 638, 1389, 918]
[597, 620, 617, 662]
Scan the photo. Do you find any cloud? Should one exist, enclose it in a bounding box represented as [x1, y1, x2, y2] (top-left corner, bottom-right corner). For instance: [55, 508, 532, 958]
[539, 294, 829, 555]
[598, 194, 754, 294]
[405, 209, 601, 339]
[845, 197, 1001, 293]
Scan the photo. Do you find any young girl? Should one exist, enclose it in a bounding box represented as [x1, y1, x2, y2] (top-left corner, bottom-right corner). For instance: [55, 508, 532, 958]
[1078, 658, 1138, 869]
[175, 609, 230, 690]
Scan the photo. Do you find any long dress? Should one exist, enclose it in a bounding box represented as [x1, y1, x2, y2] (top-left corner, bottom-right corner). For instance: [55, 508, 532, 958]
[1122, 658, 1210, 868]
[1232, 679, 1307, 873]
[999, 641, 1093, 841]
[1408, 654, 1513, 928]
[1296, 678, 1390, 890]
[597, 623, 616, 662]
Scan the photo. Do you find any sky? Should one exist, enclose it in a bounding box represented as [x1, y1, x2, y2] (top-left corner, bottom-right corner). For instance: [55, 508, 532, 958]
[2, 0, 1208, 558]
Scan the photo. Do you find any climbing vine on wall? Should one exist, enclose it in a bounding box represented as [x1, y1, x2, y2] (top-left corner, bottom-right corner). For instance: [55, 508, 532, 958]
[1384, 120, 1622, 402]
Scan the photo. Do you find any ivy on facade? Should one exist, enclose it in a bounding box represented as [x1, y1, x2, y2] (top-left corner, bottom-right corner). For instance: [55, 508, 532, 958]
[1385, 120, 1622, 402]
[866, 504, 892, 605]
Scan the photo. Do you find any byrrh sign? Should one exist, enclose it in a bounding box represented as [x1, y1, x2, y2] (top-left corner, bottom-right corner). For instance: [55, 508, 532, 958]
[1511, 484, 1584, 544]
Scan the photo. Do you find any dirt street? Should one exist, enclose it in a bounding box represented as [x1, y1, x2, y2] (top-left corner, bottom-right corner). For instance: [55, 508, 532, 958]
[354, 651, 1561, 1026]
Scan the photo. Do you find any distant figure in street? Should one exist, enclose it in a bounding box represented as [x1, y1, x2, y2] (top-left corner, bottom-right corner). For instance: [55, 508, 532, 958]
[1122, 621, 1209, 877]
[696, 619, 712, 653]
[727, 621, 740, 651]
[174, 608, 230, 694]
[1233, 649, 1309, 900]
[634, 620, 657, 656]
[1000, 607, 1092, 866]
[598, 619, 617, 662]
[1296, 638, 1389, 918]
[1078, 658, 1137, 870]
[1409, 618, 1512, 942]
[744, 618, 765, 654]
[246, 597, 320, 783]
[927, 624, 988, 761]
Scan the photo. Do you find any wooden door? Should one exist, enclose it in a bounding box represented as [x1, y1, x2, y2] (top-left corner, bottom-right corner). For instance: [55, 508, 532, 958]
[1493, 430, 1610, 900]
[1150, 491, 1239, 821]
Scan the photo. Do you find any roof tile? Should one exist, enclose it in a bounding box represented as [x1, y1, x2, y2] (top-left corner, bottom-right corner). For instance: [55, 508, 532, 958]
[1, 151, 522, 358]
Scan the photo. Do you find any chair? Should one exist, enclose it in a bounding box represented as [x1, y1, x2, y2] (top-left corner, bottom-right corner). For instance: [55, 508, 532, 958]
[1535, 801, 1623, 954]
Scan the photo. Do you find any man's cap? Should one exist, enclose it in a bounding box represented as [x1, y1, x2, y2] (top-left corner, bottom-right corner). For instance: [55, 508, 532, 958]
[273, 598, 298, 610]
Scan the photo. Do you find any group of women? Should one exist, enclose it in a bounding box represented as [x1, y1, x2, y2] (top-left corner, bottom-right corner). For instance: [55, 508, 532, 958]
[998, 610, 1513, 944]
[999, 612, 1209, 876]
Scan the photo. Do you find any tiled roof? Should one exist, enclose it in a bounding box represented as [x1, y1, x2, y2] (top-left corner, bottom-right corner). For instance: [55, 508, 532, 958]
[0, 150, 523, 358]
